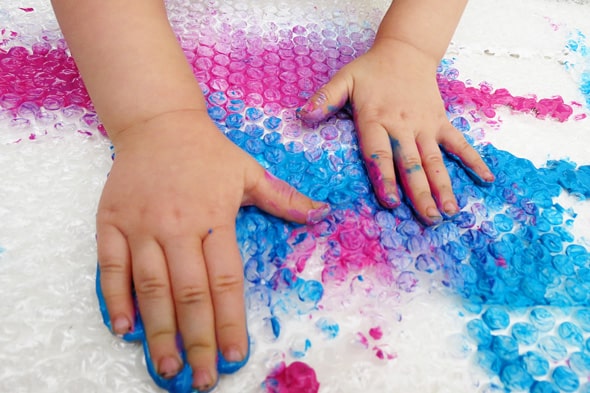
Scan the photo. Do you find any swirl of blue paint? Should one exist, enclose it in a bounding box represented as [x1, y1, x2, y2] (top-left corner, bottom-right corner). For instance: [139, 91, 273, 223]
[207, 105, 227, 121]
[452, 211, 476, 229]
[245, 107, 264, 121]
[415, 254, 440, 273]
[552, 365, 579, 392]
[519, 351, 549, 377]
[460, 229, 488, 251]
[538, 336, 567, 362]
[531, 381, 560, 393]
[226, 113, 245, 128]
[565, 277, 590, 304]
[476, 349, 502, 375]
[244, 123, 264, 138]
[493, 214, 513, 232]
[481, 306, 510, 330]
[263, 116, 282, 130]
[575, 309, 590, 332]
[208, 91, 227, 106]
[529, 308, 555, 332]
[315, 317, 339, 339]
[298, 280, 324, 303]
[227, 99, 245, 113]
[552, 255, 576, 276]
[567, 244, 589, 266]
[491, 335, 519, 362]
[511, 322, 538, 346]
[500, 363, 534, 391]
[466, 319, 493, 347]
[570, 351, 590, 374]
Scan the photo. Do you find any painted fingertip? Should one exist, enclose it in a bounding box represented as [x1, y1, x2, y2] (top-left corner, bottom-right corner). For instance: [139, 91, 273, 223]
[383, 193, 401, 209]
[426, 207, 443, 225]
[112, 315, 132, 337]
[442, 201, 460, 218]
[306, 202, 331, 225]
[194, 368, 217, 393]
[158, 356, 182, 379]
[446, 151, 495, 187]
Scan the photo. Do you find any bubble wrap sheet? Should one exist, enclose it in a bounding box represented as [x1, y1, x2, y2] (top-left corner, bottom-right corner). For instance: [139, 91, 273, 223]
[1, 0, 590, 392]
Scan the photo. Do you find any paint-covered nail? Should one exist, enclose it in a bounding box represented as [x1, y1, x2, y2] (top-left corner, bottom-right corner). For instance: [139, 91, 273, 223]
[158, 356, 181, 379]
[306, 202, 331, 225]
[223, 346, 244, 363]
[112, 315, 131, 336]
[193, 368, 214, 392]
[443, 201, 459, 217]
[384, 193, 400, 209]
[482, 170, 495, 182]
[426, 207, 442, 224]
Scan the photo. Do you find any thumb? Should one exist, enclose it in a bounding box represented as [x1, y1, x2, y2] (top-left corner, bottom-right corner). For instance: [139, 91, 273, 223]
[297, 70, 351, 123]
[244, 168, 331, 225]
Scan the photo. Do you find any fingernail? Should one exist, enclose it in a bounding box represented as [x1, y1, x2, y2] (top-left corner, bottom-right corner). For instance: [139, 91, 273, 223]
[112, 316, 131, 336]
[193, 368, 214, 392]
[483, 170, 495, 182]
[158, 356, 181, 379]
[443, 201, 459, 217]
[298, 100, 316, 114]
[384, 193, 400, 209]
[223, 346, 244, 363]
[306, 202, 331, 225]
[426, 207, 442, 224]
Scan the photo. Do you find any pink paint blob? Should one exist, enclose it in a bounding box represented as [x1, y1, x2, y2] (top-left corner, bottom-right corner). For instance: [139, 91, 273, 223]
[368, 326, 383, 340]
[264, 361, 320, 393]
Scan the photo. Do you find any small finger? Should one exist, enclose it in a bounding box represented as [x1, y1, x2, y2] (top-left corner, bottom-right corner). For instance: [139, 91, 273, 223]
[245, 166, 331, 225]
[355, 120, 400, 208]
[440, 123, 495, 185]
[130, 237, 182, 379]
[416, 134, 459, 217]
[391, 136, 441, 225]
[165, 235, 217, 391]
[96, 224, 134, 336]
[297, 70, 350, 123]
[202, 225, 249, 373]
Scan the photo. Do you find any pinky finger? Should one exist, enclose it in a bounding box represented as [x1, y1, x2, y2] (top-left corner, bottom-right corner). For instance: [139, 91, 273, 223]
[96, 225, 134, 337]
[439, 124, 495, 185]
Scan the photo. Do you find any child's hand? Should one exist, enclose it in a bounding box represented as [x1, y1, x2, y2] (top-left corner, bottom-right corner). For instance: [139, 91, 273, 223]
[298, 39, 494, 224]
[96, 110, 329, 391]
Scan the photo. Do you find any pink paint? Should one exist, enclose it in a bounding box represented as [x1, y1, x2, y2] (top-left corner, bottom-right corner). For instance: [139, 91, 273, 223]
[19, 7, 34, 12]
[439, 77, 574, 122]
[368, 326, 383, 340]
[264, 361, 320, 393]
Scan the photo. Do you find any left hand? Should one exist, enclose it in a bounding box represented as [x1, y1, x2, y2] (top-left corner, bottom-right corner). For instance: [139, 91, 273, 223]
[298, 38, 494, 224]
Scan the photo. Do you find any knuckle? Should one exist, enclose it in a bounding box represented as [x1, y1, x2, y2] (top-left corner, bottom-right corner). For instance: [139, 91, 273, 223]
[367, 149, 393, 162]
[147, 327, 176, 343]
[175, 285, 209, 306]
[422, 152, 444, 166]
[211, 273, 243, 296]
[401, 155, 422, 171]
[135, 275, 169, 299]
[184, 340, 216, 359]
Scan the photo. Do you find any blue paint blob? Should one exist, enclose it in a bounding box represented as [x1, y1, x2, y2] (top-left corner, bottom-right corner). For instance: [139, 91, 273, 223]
[481, 306, 510, 330]
[500, 363, 534, 391]
[519, 351, 549, 377]
[491, 335, 519, 362]
[511, 322, 539, 346]
[552, 365, 579, 392]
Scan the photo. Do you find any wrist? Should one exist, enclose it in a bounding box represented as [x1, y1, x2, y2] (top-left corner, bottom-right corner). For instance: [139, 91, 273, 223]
[370, 36, 441, 73]
[108, 108, 213, 151]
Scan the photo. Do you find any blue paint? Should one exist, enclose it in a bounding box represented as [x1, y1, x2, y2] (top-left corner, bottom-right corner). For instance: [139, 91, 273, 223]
[552, 366, 579, 392]
[315, 317, 339, 339]
[481, 306, 510, 330]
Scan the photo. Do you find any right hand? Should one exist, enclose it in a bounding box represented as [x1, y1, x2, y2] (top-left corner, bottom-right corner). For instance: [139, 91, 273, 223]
[96, 109, 330, 391]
